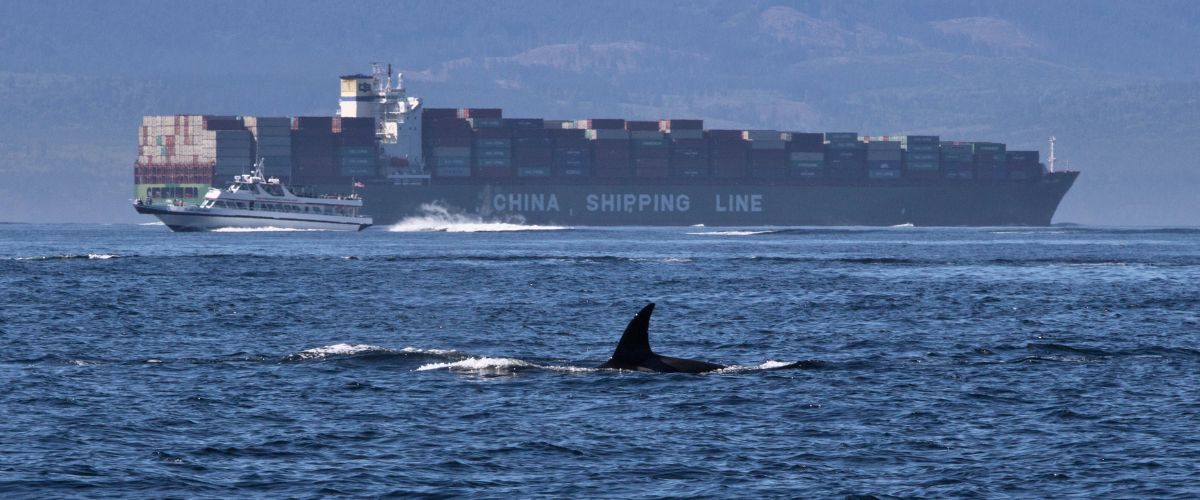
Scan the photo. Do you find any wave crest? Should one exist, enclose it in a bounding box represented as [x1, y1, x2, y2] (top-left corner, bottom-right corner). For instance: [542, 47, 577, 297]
[388, 203, 568, 233]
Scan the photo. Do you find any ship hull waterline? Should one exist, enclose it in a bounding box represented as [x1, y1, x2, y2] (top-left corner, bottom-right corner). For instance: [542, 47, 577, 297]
[357, 172, 1078, 227]
[134, 205, 372, 232]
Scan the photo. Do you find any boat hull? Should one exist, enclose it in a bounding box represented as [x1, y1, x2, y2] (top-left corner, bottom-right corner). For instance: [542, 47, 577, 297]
[358, 172, 1078, 227]
[134, 205, 371, 232]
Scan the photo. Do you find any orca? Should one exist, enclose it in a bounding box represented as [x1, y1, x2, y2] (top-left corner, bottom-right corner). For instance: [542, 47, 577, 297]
[598, 303, 726, 373]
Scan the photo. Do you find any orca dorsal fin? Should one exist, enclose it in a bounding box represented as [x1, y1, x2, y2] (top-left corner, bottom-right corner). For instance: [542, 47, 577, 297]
[611, 303, 655, 362]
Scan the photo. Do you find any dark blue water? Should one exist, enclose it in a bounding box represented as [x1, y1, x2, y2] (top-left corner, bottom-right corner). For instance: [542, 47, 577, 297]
[2, 222, 1199, 497]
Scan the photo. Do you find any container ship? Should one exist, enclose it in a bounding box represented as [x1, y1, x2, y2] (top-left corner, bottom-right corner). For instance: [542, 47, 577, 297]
[133, 64, 1078, 226]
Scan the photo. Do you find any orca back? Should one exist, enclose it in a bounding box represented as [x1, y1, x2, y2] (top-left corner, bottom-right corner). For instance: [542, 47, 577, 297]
[599, 303, 724, 373]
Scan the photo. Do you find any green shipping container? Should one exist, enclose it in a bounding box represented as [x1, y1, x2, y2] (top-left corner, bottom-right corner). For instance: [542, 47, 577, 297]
[789, 160, 824, 168]
[468, 117, 504, 128]
[339, 146, 375, 157]
[632, 139, 667, 148]
[906, 161, 939, 171]
[476, 158, 512, 168]
[476, 148, 511, 159]
[906, 144, 939, 153]
[340, 156, 376, 167]
[339, 165, 374, 177]
[434, 157, 470, 167]
[475, 139, 512, 148]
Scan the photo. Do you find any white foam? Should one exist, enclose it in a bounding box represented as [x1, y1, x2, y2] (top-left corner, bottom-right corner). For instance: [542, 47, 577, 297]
[715, 360, 794, 373]
[211, 227, 327, 232]
[400, 347, 460, 356]
[891, 223, 915, 228]
[291, 343, 386, 360]
[540, 365, 599, 373]
[687, 230, 771, 236]
[756, 360, 793, 370]
[660, 257, 693, 264]
[388, 203, 568, 233]
[87, 253, 118, 259]
[416, 356, 533, 372]
[139, 221, 165, 226]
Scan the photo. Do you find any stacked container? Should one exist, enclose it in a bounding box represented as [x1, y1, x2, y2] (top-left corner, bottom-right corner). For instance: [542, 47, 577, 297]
[134, 115, 214, 198]
[824, 133, 865, 179]
[1005, 150, 1041, 180]
[708, 130, 749, 178]
[940, 142, 975, 179]
[866, 140, 902, 179]
[786, 132, 825, 178]
[245, 117, 292, 180]
[137, 115, 213, 166]
[744, 130, 786, 178]
[474, 127, 513, 178]
[902, 135, 940, 180]
[629, 121, 668, 178]
[202, 116, 253, 184]
[660, 120, 706, 177]
[580, 119, 630, 177]
[335, 117, 377, 179]
[548, 127, 591, 176]
[972, 142, 1007, 180]
[509, 119, 552, 177]
[422, 110, 472, 177]
[290, 117, 337, 183]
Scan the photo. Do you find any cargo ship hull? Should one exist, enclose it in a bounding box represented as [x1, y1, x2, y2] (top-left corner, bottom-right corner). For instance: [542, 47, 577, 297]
[359, 172, 1077, 226]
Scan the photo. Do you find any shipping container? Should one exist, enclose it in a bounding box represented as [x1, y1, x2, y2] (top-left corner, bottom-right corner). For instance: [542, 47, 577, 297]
[906, 135, 940, 145]
[468, 117, 504, 129]
[658, 119, 703, 130]
[576, 119, 625, 130]
[742, 130, 781, 141]
[516, 166, 553, 177]
[433, 166, 473, 177]
[824, 132, 858, 142]
[458, 108, 502, 119]
[292, 116, 333, 131]
[586, 129, 630, 140]
[626, 120, 659, 131]
[423, 108, 459, 120]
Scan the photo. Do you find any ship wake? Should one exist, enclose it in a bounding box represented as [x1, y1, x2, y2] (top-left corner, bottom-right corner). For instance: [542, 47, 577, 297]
[388, 203, 569, 233]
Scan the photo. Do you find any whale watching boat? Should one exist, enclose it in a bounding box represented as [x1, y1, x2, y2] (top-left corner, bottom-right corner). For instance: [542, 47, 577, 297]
[134, 161, 372, 232]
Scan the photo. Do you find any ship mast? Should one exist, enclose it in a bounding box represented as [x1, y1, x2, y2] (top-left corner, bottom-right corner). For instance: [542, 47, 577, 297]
[1048, 135, 1057, 173]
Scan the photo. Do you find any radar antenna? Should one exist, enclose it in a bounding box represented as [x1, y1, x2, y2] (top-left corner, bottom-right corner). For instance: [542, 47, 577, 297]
[1048, 135, 1057, 173]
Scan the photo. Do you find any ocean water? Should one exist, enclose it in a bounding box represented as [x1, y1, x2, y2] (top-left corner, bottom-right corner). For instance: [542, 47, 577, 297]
[1, 220, 1199, 497]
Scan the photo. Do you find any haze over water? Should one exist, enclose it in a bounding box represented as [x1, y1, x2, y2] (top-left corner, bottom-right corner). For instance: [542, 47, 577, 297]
[2, 222, 1198, 496]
